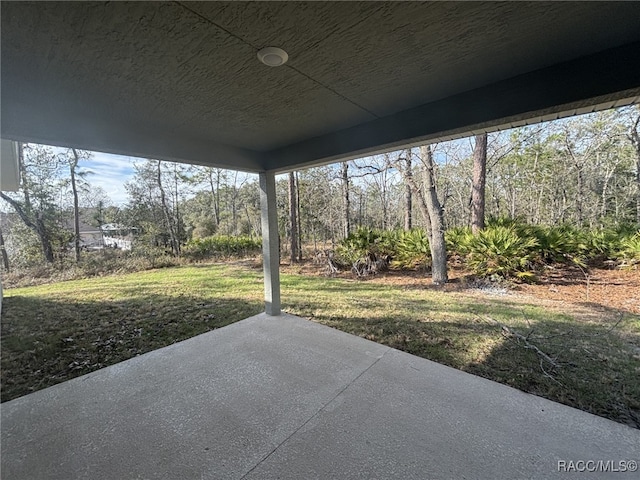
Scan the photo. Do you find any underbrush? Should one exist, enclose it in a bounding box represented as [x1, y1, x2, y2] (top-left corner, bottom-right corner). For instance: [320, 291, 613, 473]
[2, 249, 182, 288]
[333, 219, 639, 280]
[2, 235, 263, 288]
[182, 234, 261, 260]
[3, 221, 637, 288]
[617, 232, 640, 268]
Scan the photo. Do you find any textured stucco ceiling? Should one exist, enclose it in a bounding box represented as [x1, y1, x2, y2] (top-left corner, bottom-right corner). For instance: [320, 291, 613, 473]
[2, 1, 640, 172]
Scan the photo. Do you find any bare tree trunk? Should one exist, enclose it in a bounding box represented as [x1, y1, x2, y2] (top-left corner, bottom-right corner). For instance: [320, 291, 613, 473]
[398, 149, 432, 237]
[600, 162, 619, 219]
[420, 145, 448, 284]
[535, 183, 545, 224]
[173, 164, 182, 245]
[70, 149, 81, 263]
[18, 143, 32, 216]
[0, 228, 10, 271]
[215, 171, 221, 227]
[565, 139, 585, 225]
[288, 171, 299, 264]
[295, 172, 303, 261]
[22, 144, 54, 262]
[395, 148, 447, 284]
[629, 111, 640, 226]
[231, 171, 239, 235]
[404, 154, 413, 230]
[207, 169, 221, 227]
[471, 133, 487, 234]
[156, 161, 180, 255]
[341, 162, 351, 238]
[381, 175, 388, 230]
[576, 167, 584, 225]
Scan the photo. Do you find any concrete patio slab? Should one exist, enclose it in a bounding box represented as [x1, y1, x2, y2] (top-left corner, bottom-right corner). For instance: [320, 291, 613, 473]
[2, 313, 638, 479]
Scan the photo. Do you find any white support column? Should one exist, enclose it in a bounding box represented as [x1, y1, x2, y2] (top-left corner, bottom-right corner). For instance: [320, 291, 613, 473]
[259, 171, 281, 316]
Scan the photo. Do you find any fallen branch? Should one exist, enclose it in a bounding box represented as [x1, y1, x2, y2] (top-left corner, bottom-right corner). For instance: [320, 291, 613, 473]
[482, 315, 560, 369]
[313, 249, 339, 275]
[325, 251, 339, 276]
[351, 253, 390, 277]
[539, 359, 564, 387]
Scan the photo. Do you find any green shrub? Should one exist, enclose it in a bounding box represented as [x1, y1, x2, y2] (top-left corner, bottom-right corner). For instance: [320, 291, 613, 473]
[582, 229, 623, 261]
[335, 228, 397, 267]
[445, 227, 472, 257]
[393, 229, 431, 270]
[182, 235, 261, 260]
[616, 232, 640, 268]
[378, 229, 401, 257]
[465, 226, 538, 279]
[529, 225, 586, 264]
[483, 218, 593, 266]
[130, 241, 170, 264]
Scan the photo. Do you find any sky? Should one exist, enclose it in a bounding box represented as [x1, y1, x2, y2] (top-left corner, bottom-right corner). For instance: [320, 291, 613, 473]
[79, 151, 138, 206]
[76, 147, 452, 207]
[79, 151, 261, 207]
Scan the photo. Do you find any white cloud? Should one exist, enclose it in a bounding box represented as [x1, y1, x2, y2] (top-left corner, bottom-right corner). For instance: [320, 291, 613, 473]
[80, 152, 141, 206]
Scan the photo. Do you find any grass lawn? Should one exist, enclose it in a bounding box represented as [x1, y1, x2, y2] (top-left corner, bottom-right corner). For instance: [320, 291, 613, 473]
[2, 262, 639, 428]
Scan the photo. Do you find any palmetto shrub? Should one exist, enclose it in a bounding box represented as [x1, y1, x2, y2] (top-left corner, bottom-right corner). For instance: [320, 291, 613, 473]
[616, 232, 640, 268]
[529, 225, 590, 265]
[484, 218, 593, 266]
[531, 225, 571, 263]
[485, 216, 522, 229]
[333, 220, 636, 278]
[378, 229, 401, 258]
[465, 225, 539, 279]
[445, 227, 472, 257]
[582, 229, 623, 261]
[393, 229, 431, 270]
[335, 228, 397, 267]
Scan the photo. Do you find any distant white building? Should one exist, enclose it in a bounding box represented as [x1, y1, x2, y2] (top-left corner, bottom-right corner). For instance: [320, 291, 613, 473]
[100, 224, 138, 251]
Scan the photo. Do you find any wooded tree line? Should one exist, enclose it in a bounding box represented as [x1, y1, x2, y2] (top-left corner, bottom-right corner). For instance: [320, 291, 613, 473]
[292, 108, 638, 239]
[1, 106, 639, 278]
[0, 144, 96, 268]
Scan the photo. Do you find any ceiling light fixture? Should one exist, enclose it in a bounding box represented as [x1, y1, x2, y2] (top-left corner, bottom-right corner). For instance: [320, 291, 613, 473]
[257, 47, 289, 67]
